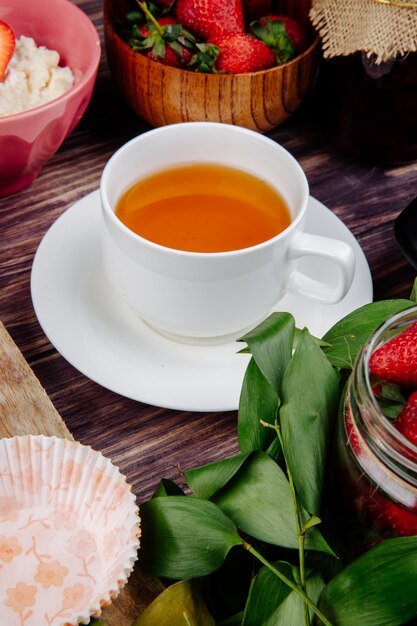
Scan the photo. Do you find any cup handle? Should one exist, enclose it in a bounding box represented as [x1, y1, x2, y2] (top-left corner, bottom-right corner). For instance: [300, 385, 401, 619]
[286, 232, 356, 304]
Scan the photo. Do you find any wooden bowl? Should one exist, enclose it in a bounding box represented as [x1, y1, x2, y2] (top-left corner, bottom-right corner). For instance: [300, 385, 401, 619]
[104, 0, 320, 133]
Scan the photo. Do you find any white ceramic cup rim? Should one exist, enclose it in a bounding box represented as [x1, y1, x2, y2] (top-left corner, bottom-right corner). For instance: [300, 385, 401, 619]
[100, 122, 310, 258]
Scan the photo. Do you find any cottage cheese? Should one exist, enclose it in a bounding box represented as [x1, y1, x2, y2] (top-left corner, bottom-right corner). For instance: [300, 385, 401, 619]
[0, 35, 74, 116]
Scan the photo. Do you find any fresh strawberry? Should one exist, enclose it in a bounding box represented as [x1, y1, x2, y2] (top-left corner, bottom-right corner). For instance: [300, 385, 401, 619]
[251, 15, 308, 64]
[382, 500, 417, 536]
[345, 405, 362, 454]
[368, 491, 417, 537]
[0, 21, 15, 82]
[264, 15, 308, 53]
[242, 0, 273, 22]
[213, 33, 275, 74]
[139, 15, 178, 37]
[369, 320, 417, 388]
[130, 12, 194, 68]
[394, 390, 417, 446]
[146, 40, 192, 67]
[175, 0, 244, 41]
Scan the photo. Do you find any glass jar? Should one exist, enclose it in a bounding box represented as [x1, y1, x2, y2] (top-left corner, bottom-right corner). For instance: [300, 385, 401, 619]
[318, 52, 417, 164]
[337, 305, 417, 551]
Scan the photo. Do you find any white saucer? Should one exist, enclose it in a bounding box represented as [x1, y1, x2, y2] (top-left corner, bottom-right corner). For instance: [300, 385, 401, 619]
[31, 190, 372, 412]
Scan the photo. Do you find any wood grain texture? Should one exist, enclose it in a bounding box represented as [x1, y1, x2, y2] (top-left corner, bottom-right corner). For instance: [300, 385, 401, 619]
[0, 321, 72, 439]
[103, 0, 320, 132]
[1, 0, 417, 621]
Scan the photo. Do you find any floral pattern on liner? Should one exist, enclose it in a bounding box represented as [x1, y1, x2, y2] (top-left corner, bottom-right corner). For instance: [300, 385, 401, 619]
[0, 435, 140, 626]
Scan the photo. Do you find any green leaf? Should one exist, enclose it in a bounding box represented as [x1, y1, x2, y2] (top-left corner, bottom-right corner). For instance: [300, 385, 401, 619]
[374, 382, 405, 419]
[276, 571, 324, 626]
[238, 357, 279, 454]
[212, 452, 333, 553]
[318, 537, 417, 625]
[250, 18, 296, 64]
[163, 23, 182, 41]
[139, 496, 243, 579]
[126, 9, 145, 24]
[242, 561, 294, 625]
[243, 562, 324, 626]
[280, 329, 340, 515]
[322, 300, 415, 369]
[265, 434, 284, 464]
[294, 327, 331, 351]
[410, 277, 417, 302]
[303, 515, 322, 532]
[237, 313, 295, 456]
[268, 571, 324, 626]
[185, 453, 250, 500]
[305, 571, 326, 616]
[132, 580, 215, 626]
[189, 43, 219, 73]
[151, 38, 166, 59]
[238, 326, 327, 355]
[239, 312, 295, 395]
[130, 24, 144, 38]
[152, 478, 184, 498]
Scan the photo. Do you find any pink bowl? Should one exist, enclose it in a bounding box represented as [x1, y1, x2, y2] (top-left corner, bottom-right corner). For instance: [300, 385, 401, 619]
[0, 0, 101, 196]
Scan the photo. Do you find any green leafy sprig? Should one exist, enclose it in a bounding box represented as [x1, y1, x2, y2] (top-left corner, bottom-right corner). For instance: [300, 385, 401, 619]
[138, 312, 337, 626]
[100, 282, 417, 626]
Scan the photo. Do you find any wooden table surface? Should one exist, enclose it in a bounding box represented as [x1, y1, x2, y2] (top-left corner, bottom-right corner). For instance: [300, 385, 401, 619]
[1, 0, 417, 618]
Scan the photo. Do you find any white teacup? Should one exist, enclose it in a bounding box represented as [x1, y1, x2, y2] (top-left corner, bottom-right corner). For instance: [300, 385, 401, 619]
[100, 122, 355, 343]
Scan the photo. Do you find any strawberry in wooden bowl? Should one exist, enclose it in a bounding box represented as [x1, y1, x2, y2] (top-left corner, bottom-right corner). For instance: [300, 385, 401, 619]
[104, 0, 320, 132]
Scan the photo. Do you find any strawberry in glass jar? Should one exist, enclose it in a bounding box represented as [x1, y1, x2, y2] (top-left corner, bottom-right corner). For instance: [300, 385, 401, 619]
[337, 305, 417, 550]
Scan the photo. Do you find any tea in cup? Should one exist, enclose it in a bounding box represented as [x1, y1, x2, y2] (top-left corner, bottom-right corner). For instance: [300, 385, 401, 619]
[114, 162, 292, 253]
[100, 122, 355, 343]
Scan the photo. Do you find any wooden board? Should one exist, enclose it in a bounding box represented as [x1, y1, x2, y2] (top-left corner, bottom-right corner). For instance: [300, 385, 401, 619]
[0, 321, 163, 625]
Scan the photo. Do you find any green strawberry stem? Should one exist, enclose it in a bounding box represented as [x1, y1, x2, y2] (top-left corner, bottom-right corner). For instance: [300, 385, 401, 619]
[189, 43, 219, 73]
[251, 18, 296, 65]
[244, 542, 333, 626]
[137, 0, 163, 34]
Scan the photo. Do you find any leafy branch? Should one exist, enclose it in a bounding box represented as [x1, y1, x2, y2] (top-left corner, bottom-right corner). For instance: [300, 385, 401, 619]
[131, 289, 417, 625]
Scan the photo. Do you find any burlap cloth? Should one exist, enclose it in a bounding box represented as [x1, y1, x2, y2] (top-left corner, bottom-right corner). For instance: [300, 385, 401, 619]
[310, 0, 417, 62]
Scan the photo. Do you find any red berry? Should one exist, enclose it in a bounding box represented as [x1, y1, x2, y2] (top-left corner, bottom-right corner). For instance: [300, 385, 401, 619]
[394, 390, 417, 446]
[369, 320, 417, 388]
[383, 500, 417, 535]
[137, 16, 192, 68]
[0, 21, 15, 82]
[250, 14, 307, 65]
[261, 15, 308, 54]
[345, 404, 362, 454]
[369, 492, 417, 537]
[213, 33, 275, 74]
[175, 0, 244, 41]
[146, 45, 191, 67]
[139, 16, 178, 37]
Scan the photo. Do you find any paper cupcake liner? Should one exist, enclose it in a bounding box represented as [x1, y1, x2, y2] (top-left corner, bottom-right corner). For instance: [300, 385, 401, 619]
[0, 435, 140, 626]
